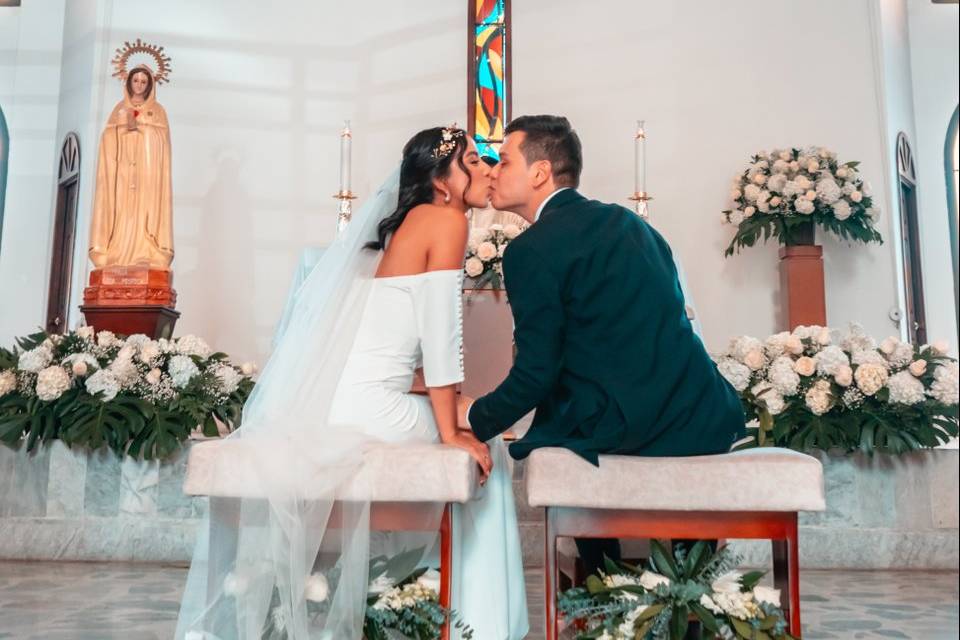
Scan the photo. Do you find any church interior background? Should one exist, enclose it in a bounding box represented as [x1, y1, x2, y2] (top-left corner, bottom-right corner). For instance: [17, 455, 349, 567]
[0, 0, 958, 638]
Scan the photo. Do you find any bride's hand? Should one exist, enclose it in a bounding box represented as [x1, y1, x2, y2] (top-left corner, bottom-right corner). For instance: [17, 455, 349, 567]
[447, 432, 492, 484]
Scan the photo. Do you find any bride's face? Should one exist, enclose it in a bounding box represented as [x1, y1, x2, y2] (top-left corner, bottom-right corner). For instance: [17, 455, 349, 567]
[443, 139, 491, 210]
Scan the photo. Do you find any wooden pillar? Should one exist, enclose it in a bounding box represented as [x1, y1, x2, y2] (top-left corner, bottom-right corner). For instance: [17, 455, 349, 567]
[778, 245, 827, 330]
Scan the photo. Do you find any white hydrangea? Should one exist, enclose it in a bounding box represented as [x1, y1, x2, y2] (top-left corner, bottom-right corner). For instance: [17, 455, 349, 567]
[768, 356, 801, 396]
[212, 364, 242, 395]
[805, 379, 833, 415]
[815, 178, 842, 204]
[851, 349, 887, 367]
[887, 343, 915, 369]
[752, 381, 786, 415]
[816, 346, 849, 377]
[716, 357, 752, 392]
[855, 362, 889, 396]
[795, 198, 815, 215]
[886, 370, 925, 405]
[840, 323, 876, 353]
[832, 200, 852, 221]
[18, 346, 53, 373]
[0, 370, 16, 397]
[729, 336, 764, 362]
[782, 180, 804, 199]
[96, 331, 118, 347]
[124, 334, 152, 349]
[37, 365, 70, 402]
[86, 369, 120, 401]
[767, 173, 788, 193]
[743, 184, 761, 202]
[176, 335, 213, 359]
[108, 356, 140, 389]
[169, 355, 201, 388]
[771, 159, 790, 175]
[763, 332, 790, 359]
[928, 363, 959, 405]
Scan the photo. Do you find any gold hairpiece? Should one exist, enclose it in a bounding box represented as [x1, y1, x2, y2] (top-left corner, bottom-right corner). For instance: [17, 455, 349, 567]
[433, 126, 465, 159]
[111, 38, 173, 85]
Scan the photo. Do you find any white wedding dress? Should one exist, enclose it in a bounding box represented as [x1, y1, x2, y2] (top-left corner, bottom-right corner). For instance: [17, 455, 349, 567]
[329, 268, 529, 640]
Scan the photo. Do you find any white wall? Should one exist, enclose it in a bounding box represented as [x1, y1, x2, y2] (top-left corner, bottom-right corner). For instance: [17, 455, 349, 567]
[907, 0, 959, 355]
[55, 0, 467, 366]
[0, 0, 66, 341]
[512, 0, 908, 352]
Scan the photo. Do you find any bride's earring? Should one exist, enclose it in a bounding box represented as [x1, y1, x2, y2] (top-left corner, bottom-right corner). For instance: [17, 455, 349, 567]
[443, 192, 451, 204]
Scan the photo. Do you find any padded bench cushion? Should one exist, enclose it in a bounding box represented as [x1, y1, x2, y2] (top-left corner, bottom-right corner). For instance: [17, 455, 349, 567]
[525, 447, 825, 512]
[183, 438, 479, 503]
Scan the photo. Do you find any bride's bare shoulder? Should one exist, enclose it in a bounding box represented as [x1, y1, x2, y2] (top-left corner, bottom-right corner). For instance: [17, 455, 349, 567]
[406, 204, 468, 236]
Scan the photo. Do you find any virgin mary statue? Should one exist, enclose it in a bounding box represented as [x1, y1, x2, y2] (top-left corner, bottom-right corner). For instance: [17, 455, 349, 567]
[89, 63, 173, 270]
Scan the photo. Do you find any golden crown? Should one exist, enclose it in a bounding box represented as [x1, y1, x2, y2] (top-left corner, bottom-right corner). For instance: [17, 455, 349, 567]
[111, 38, 173, 85]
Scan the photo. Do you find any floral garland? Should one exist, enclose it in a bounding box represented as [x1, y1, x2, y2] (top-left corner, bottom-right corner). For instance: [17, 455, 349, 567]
[463, 222, 526, 289]
[559, 541, 795, 639]
[722, 147, 883, 256]
[713, 324, 959, 453]
[0, 328, 255, 460]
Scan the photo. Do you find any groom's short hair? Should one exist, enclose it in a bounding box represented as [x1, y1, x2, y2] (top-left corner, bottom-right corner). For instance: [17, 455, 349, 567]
[505, 115, 582, 188]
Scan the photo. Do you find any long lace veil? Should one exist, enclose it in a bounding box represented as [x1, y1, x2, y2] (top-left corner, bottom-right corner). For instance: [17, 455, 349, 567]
[176, 168, 438, 639]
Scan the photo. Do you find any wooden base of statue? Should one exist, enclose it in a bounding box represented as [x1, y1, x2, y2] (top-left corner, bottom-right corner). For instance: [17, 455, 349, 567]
[778, 245, 827, 330]
[81, 266, 179, 339]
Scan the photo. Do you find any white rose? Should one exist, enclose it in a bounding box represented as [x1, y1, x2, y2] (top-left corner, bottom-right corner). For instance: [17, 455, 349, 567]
[464, 257, 484, 278]
[753, 586, 782, 607]
[744, 206, 756, 218]
[730, 188, 742, 200]
[805, 380, 833, 415]
[752, 173, 767, 185]
[836, 167, 848, 178]
[817, 327, 832, 345]
[304, 573, 330, 602]
[834, 365, 853, 387]
[240, 362, 258, 376]
[416, 569, 442, 594]
[804, 189, 817, 201]
[850, 191, 863, 203]
[117, 345, 135, 361]
[72, 361, 89, 377]
[729, 211, 745, 225]
[879, 337, 899, 355]
[476, 241, 498, 261]
[795, 198, 815, 215]
[744, 349, 765, 371]
[931, 340, 950, 355]
[779, 150, 792, 161]
[909, 359, 927, 377]
[789, 160, 800, 172]
[770, 196, 782, 207]
[743, 184, 761, 202]
[0, 370, 16, 397]
[146, 368, 162, 386]
[76, 326, 95, 341]
[503, 224, 522, 239]
[794, 356, 817, 377]
[785, 335, 804, 355]
[638, 571, 671, 591]
[806, 160, 819, 172]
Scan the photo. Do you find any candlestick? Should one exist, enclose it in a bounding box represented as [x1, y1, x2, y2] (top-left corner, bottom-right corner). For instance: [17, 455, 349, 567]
[628, 120, 652, 219]
[334, 120, 357, 234]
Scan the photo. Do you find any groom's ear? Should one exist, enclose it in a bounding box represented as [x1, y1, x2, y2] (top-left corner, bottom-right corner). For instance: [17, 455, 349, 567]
[530, 159, 553, 190]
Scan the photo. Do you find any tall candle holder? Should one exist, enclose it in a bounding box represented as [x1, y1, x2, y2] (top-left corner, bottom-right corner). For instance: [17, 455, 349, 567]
[628, 120, 652, 219]
[334, 121, 356, 234]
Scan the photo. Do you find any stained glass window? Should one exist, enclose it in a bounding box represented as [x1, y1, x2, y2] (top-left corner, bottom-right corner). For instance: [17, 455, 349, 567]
[470, 0, 509, 161]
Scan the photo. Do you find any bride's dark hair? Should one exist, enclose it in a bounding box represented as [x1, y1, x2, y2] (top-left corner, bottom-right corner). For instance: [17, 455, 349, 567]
[365, 126, 471, 251]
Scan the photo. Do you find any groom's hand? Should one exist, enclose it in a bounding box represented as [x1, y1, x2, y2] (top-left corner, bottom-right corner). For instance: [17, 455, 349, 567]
[457, 395, 475, 431]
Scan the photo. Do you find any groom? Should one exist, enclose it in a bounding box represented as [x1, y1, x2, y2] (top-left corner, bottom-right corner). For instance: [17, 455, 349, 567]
[460, 115, 746, 575]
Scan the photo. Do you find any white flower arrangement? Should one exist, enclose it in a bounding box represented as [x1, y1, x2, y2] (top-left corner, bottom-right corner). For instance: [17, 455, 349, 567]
[0, 328, 256, 460]
[714, 324, 959, 453]
[722, 147, 883, 256]
[560, 541, 794, 639]
[463, 222, 527, 289]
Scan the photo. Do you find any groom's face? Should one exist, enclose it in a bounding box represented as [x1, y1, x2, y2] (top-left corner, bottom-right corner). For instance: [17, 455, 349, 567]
[489, 132, 535, 213]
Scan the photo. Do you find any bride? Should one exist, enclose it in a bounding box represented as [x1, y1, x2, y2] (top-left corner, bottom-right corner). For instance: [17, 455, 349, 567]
[176, 126, 528, 639]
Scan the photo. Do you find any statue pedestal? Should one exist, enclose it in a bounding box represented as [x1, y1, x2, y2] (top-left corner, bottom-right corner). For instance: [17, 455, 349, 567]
[81, 267, 179, 338]
[778, 245, 827, 330]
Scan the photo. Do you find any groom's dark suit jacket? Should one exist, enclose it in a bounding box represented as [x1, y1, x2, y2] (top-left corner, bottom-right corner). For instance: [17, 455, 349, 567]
[469, 189, 745, 464]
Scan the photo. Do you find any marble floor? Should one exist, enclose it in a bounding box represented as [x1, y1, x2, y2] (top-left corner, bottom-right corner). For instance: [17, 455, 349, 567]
[0, 561, 956, 639]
